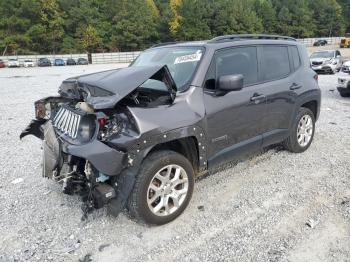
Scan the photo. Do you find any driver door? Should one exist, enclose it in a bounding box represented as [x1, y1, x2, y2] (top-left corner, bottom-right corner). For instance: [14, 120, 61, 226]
[203, 46, 267, 167]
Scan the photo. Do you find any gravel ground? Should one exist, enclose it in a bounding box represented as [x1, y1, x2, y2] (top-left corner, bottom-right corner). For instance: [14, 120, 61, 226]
[0, 65, 350, 262]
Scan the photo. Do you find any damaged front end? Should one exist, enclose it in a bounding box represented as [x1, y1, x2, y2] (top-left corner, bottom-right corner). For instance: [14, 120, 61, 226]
[20, 65, 177, 217]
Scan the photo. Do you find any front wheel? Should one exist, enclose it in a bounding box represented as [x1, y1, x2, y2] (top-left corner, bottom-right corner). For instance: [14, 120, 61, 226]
[283, 107, 315, 153]
[128, 150, 194, 225]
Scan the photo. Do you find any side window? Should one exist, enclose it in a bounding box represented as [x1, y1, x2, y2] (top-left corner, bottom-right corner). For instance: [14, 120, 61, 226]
[216, 46, 258, 86]
[260, 46, 291, 81]
[336, 50, 341, 57]
[290, 46, 301, 70]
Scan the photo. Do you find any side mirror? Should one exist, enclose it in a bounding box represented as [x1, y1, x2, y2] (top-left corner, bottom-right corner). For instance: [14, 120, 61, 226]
[218, 74, 244, 92]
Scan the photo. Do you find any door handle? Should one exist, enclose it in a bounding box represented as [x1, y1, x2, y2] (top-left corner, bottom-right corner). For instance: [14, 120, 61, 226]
[250, 93, 266, 101]
[290, 83, 302, 90]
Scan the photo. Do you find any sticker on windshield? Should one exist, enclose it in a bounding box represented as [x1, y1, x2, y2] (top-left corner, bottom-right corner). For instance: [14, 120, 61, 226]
[174, 51, 202, 64]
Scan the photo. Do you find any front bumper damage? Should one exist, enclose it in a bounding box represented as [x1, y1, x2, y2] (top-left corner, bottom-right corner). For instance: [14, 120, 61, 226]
[21, 119, 132, 218]
[26, 120, 128, 178]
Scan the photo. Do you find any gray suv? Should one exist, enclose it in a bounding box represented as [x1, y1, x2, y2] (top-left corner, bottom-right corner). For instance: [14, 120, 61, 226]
[21, 34, 321, 225]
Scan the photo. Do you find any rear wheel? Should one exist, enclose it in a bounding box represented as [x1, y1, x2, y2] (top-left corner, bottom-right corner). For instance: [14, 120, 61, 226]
[128, 150, 194, 225]
[283, 107, 315, 153]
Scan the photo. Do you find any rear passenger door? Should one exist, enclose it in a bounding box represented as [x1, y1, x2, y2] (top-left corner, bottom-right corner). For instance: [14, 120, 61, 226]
[258, 45, 298, 146]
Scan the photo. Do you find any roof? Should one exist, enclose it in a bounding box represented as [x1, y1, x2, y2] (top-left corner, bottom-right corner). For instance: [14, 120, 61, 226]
[150, 34, 299, 50]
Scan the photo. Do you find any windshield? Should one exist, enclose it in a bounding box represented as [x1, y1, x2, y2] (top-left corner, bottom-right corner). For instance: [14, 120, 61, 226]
[310, 51, 334, 59]
[131, 47, 204, 92]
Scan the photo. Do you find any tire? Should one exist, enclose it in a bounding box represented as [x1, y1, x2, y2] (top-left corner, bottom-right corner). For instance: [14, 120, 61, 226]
[339, 91, 350, 97]
[283, 107, 315, 153]
[128, 150, 194, 225]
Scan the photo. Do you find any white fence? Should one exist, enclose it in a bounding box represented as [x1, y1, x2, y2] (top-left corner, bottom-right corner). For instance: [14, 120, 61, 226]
[92, 52, 141, 64]
[297, 37, 343, 47]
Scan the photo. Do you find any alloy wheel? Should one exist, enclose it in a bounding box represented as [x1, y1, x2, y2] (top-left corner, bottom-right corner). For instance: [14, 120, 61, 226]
[297, 115, 314, 147]
[147, 164, 189, 217]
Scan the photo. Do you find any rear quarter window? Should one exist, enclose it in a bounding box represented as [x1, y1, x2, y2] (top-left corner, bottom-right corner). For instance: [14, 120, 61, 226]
[260, 46, 291, 81]
[290, 46, 301, 70]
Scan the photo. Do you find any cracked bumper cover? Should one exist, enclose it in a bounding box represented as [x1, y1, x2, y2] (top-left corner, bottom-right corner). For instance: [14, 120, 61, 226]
[63, 140, 127, 176]
[42, 121, 127, 177]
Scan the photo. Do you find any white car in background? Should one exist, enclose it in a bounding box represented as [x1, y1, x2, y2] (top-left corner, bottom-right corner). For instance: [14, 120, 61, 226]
[337, 73, 350, 97]
[340, 60, 350, 74]
[7, 59, 20, 68]
[23, 59, 35, 67]
[310, 50, 343, 74]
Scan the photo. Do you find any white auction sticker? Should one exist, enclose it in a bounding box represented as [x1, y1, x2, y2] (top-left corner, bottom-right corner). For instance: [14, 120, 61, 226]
[174, 51, 202, 64]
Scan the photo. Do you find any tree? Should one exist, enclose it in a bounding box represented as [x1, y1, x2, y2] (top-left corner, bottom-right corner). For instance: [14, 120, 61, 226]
[254, 0, 277, 34]
[310, 0, 345, 37]
[272, 0, 314, 38]
[169, 0, 211, 40]
[109, 0, 160, 51]
[77, 25, 102, 52]
[40, 0, 65, 53]
[1, 0, 350, 54]
[338, 0, 350, 32]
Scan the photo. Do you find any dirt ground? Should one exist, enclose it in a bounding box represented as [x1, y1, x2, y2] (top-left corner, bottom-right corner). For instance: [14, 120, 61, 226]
[0, 64, 349, 262]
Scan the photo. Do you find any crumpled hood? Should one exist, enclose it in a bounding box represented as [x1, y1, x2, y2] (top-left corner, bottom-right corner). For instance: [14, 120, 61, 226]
[59, 65, 177, 109]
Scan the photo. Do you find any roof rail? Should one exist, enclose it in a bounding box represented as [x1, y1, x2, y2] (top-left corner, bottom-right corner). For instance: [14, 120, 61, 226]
[209, 34, 296, 43]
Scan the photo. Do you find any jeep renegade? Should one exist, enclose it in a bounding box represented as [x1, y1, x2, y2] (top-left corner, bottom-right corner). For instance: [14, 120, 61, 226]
[21, 34, 321, 225]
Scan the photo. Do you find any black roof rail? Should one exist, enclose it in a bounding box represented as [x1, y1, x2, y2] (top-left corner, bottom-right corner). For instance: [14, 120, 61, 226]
[209, 34, 296, 43]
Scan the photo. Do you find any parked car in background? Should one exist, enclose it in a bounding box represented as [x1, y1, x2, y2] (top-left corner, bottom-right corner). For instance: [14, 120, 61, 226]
[24, 59, 35, 67]
[38, 58, 51, 67]
[66, 58, 76, 65]
[337, 75, 350, 97]
[54, 58, 65, 66]
[21, 34, 321, 225]
[340, 33, 350, 48]
[310, 50, 343, 74]
[8, 59, 20, 68]
[341, 60, 350, 74]
[77, 58, 88, 65]
[313, 39, 327, 46]
[0, 59, 5, 68]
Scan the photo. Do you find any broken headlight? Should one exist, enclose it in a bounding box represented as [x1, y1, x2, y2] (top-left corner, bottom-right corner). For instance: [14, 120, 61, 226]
[77, 114, 96, 143]
[99, 114, 123, 141]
